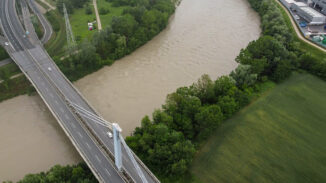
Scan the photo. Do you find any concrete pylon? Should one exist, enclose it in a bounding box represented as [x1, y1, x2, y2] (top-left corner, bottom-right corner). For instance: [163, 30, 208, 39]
[113, 123, 122, 171]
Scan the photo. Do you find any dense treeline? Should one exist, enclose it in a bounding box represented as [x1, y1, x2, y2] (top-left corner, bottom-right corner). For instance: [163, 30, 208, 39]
[3, 163, 97, 183]
[54, 0, 175, 81]
[126, 0, 326, 182]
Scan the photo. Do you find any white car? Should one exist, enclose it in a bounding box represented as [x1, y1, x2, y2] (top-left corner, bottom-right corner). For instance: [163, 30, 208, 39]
[48, 67, 52, 71]
[4, 42, 9, 46]
[107, 132, 113, 138]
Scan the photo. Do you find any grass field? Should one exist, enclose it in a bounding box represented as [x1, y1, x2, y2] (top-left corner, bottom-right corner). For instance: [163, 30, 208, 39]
[97, 0, 126, 29]
[70, 2, 97, 41]
[191, 73, 326, 183]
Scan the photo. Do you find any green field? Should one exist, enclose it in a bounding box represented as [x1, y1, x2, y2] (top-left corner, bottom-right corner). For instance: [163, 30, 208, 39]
[191, 73, 326, 183]
[97, 0, 126, 28]
[70, 2, 97, 41]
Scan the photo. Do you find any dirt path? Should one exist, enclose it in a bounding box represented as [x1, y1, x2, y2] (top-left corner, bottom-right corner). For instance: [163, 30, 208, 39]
[40, 0, 55, 10]
[93, 0, 102, 30]
[275, 0, 326, 53]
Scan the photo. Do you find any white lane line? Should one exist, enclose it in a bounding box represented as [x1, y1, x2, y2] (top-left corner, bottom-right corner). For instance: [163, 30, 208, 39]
[71, 123, 76, 129]
[105, 168, 111, 176]
[86, 142, 91, 150]
[95, 155, 101, 163]
[77, 132, 83, 138]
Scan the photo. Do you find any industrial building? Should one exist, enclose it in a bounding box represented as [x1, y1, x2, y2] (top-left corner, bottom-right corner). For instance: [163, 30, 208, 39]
[311, 0, 326, 15]
[291, 2, 326, 24]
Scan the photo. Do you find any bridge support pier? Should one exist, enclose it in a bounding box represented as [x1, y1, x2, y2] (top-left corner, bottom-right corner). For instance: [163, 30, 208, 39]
[113, 123, 123, 171]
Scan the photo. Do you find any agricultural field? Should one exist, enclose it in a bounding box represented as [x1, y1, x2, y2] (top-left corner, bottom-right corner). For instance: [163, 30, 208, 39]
[191, 73, 326, 183]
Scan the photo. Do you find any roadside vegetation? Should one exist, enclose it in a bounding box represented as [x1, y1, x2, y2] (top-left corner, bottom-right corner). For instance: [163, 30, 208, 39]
[0, 47, 9, 60]
[191, 73, 326, 183]
[2, 163, 97, 183]
[125, 0, 326, 182]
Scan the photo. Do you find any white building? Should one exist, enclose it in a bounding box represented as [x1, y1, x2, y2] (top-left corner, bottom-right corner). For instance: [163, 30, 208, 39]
[280, 0, 295, 8]
[291, 2, 326, 24]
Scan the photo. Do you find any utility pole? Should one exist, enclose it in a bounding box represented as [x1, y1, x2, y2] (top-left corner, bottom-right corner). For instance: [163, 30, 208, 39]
[63, 3, 76, 54]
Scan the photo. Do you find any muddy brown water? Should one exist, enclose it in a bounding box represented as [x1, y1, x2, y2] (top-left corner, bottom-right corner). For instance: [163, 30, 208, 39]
[0, 0, 260, 181]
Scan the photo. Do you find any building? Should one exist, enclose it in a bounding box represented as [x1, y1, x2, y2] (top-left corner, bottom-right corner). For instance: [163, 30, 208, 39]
[292, 2, 326, 24]
[280, 0, 295, 8]
[311, 0, 326, 15]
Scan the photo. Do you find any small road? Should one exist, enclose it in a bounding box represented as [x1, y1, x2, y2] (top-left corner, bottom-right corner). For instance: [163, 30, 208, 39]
[40, 0, 56, 10]
[93, 0, 102, 30]
[27, 0, 53, 44]
[275, 0, 326, 53]
[0, 58, 12, 67]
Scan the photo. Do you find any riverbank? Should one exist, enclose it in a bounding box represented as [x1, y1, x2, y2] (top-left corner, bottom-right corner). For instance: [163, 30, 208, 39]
[0, 0, 260, 181]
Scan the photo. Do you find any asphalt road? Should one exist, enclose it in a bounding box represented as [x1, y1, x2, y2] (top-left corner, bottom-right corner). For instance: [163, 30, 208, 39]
[0, 0, 125, 182]
[0, 0, 159, 182]
[27, 0, 53, 44]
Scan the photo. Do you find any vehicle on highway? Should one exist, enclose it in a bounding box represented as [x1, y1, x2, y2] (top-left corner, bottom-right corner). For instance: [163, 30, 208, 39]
[107, 132, 113, 138]
[48, 67, 52, 71]
[4, 42, 9, 46]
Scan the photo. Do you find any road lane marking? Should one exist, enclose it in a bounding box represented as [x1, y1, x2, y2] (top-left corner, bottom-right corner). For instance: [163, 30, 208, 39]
[105, 168, 111, 176]
[86, 142, 91, 150]
[77, 132, 83, 138]
[95, 155, 101, 163]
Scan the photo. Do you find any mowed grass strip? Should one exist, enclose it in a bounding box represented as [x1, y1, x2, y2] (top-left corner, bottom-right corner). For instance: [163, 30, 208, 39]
[191, 73, 326, 183]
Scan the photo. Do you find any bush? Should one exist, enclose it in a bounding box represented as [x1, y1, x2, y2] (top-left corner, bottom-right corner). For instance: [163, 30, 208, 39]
[99, 7, 109, 15]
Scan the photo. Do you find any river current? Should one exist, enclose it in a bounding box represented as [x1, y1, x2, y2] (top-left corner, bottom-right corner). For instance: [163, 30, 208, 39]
[0, 0, 260, 181]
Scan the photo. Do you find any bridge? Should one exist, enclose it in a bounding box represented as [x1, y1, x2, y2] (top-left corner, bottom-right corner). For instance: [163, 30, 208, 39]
[0, 0, 159, 182]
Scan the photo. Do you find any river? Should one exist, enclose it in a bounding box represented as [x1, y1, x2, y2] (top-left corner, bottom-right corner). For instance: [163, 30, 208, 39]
[0, 0, 260, 181]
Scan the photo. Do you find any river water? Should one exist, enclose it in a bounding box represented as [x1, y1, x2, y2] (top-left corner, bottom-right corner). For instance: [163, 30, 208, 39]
[0, 0, 260, 181]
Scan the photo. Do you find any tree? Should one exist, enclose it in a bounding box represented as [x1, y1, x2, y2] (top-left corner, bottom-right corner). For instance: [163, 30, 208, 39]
[189, 74, 215, 104]
[230, 64, 257, 88]
[85, 5, 92, 15]
[112, 15, 138, 38]
[195, 105, 223, 140]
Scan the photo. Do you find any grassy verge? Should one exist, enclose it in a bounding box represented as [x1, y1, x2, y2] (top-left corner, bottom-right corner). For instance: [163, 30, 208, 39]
[31, 14, 44, 40]
[0, 75, 33, 103]
[0, 63, 21, 77]
[44, 10, 66, 57]
[191, 73, 326, 183]
[0, 47, 9, 60]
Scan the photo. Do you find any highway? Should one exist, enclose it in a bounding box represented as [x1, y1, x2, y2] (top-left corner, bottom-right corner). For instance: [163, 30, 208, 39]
[0, 0, 159, 182]
[0, 0, 125, 182]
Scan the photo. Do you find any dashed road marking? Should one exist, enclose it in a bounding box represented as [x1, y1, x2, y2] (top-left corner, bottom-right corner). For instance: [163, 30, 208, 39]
[95, 155, 101, 163]
[86, 142, 91, 150]
[77, 132, 83, 138]
[105, 168, 111, 176]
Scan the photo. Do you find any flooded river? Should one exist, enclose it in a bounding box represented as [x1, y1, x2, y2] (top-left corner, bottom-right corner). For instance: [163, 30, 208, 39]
[0, 0, 260, 181]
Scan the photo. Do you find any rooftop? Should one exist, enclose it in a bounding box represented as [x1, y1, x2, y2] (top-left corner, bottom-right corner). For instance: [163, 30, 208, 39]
[301, 6, 325, 17]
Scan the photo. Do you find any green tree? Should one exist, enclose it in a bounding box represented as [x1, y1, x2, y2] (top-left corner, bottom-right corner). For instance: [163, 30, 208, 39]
[230, 64, 257, 88]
